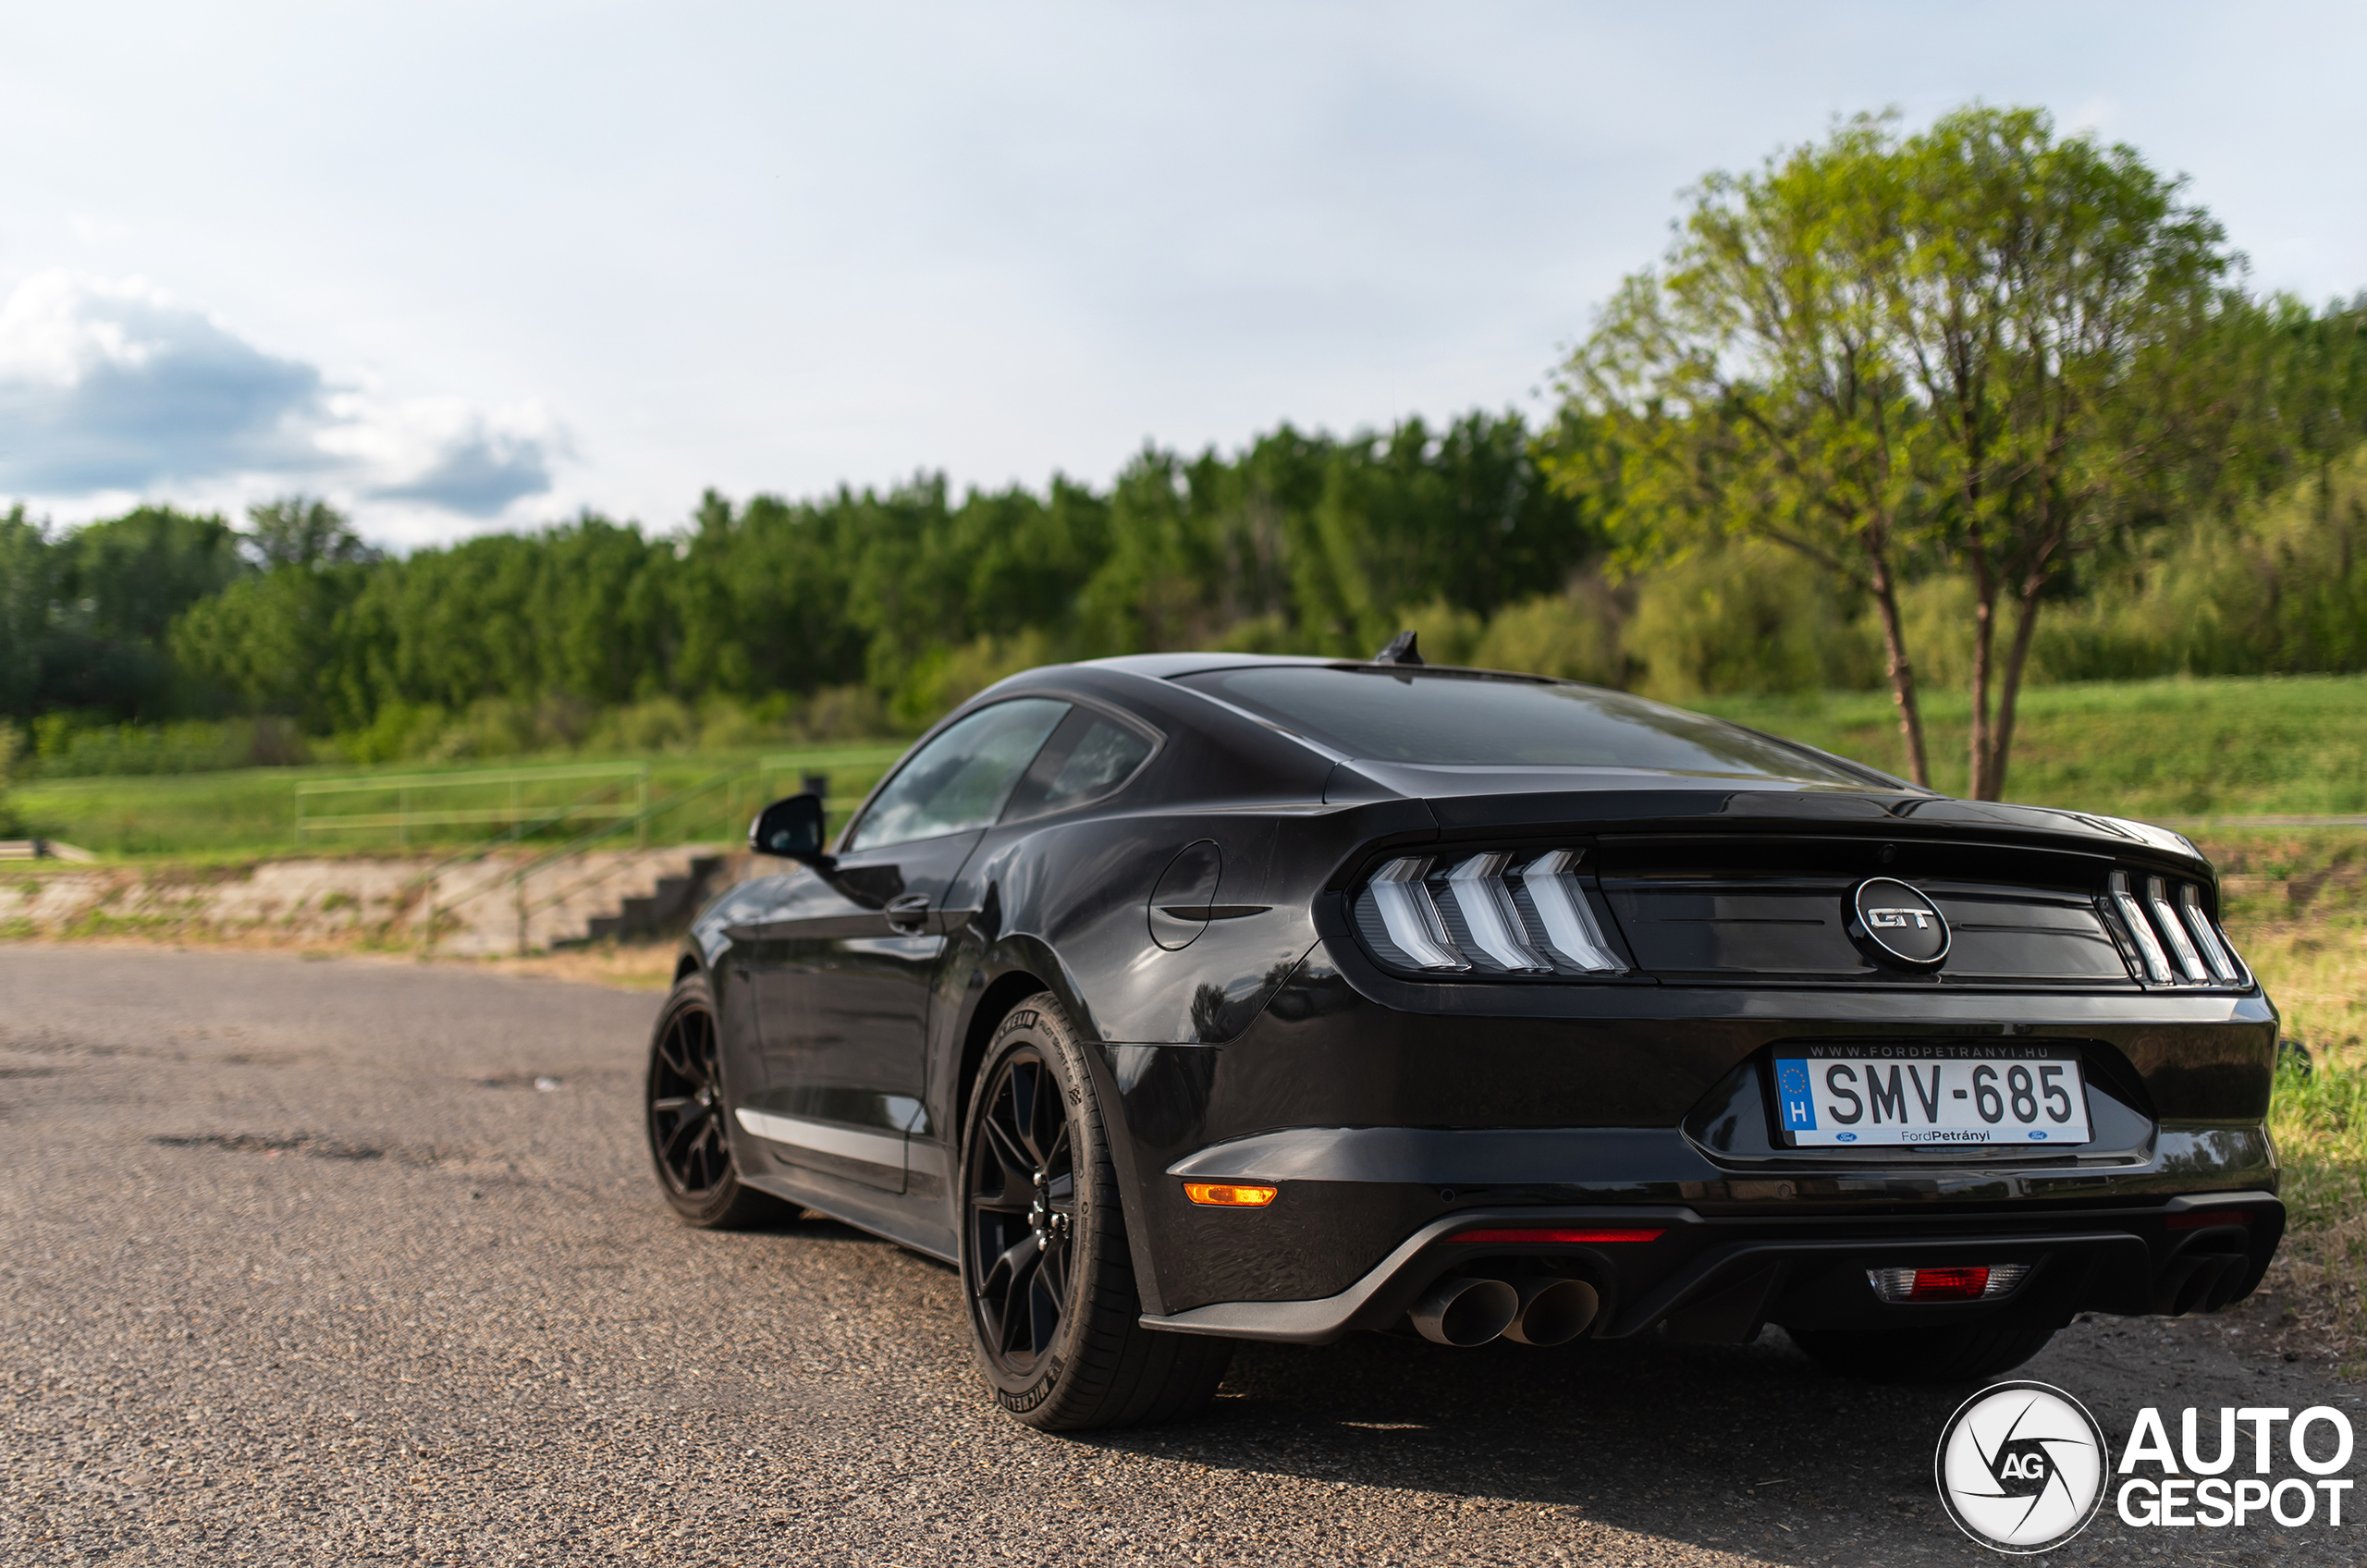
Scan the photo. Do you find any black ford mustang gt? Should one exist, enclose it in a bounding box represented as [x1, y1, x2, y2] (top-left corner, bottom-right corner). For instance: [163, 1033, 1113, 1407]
[644, 647, 2282, 1430]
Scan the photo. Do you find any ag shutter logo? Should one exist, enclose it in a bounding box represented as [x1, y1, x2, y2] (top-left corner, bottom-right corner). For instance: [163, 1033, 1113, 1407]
[1935, 1382, 2109, 1553]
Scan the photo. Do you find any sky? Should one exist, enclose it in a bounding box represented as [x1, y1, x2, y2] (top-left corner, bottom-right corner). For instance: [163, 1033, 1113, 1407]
[1, 2, 2361, 550]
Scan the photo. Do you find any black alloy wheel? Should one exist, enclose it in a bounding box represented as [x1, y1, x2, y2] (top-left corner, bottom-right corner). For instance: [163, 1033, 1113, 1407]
[644, 972, 789, 1229]
[958, 994, 1232, 1430]
[967, 1045, 1076, 1374]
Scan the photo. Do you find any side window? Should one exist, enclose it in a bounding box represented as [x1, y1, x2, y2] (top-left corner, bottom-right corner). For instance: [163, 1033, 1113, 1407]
[1003, 709, 1157, 821]
[845, 698, 1069, 852]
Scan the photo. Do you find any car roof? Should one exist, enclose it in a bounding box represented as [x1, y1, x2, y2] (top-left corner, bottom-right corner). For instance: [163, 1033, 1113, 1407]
[1081, 651, 1558, 683]
[970, 655, 2202, 862]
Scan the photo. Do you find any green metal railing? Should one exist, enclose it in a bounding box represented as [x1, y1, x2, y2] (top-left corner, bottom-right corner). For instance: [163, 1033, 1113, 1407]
[754, 746, 902, 845]
[296, 762, 653, 848]
[293, 746, 905, 852]
[502, 767, 760, 953]
[361, 743, 913, 953]
[421, 766, 763, 954]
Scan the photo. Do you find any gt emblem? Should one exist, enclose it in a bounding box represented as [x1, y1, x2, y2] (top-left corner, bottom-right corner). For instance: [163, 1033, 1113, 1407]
[1848, 878, 1951, 970]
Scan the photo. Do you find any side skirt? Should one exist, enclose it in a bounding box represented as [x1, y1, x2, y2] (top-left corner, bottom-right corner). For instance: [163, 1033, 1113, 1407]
[741, 1169, 960, 1266]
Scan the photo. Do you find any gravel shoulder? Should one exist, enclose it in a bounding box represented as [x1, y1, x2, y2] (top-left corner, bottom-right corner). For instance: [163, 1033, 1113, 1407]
[0, 944, 2356, 1566]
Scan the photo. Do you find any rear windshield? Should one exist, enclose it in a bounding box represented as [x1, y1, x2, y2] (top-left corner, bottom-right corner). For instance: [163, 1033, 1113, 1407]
[1173, 667, 1870, 784]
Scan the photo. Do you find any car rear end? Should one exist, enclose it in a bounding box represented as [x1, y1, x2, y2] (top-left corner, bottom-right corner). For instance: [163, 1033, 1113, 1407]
[1126, 664, 2281, 1368]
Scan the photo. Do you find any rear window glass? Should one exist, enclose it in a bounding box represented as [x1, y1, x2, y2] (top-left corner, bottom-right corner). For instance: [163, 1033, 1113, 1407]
[1042, 717, 1152, 805]
[1004, 709, 1157, 820]
[1173, 667, 1866, 784]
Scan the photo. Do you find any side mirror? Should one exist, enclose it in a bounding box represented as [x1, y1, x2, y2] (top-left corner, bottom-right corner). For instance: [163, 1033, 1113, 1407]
[750, 793, 833, 866]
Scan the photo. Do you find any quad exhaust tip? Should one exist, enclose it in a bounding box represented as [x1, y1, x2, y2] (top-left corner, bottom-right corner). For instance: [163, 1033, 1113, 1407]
[1411, 1275, 1600, 1347]
[1503, 1277, 1600, 1346]
[1410, 1276, 1519, 1346]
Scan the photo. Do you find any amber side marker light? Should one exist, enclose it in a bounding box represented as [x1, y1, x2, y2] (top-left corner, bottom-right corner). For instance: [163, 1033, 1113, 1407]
[1453, 1226, 1664, 1245]
[1184, 1182, 1278, 1207]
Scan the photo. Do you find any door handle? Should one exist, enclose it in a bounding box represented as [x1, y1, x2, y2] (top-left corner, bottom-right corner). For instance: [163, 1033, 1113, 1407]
[884, 894, 931, 935]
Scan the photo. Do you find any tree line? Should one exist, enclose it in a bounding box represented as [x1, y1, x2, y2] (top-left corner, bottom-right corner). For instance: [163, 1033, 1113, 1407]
[4, 411, 1602, 751]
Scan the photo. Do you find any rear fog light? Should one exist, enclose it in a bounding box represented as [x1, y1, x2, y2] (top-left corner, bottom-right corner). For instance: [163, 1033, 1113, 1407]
[1867, 1263, 2030, 1303]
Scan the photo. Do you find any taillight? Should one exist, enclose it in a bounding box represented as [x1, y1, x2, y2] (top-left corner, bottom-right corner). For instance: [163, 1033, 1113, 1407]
[2105, 871, 2248, 988]
[1367, 856, 1468, 971]
[1355, 849, 1625, 976]
[2175, 882, 2242, 984]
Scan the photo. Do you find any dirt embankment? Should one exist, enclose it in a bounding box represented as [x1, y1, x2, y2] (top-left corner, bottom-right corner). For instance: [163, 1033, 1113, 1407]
[0, 846, 754, 979]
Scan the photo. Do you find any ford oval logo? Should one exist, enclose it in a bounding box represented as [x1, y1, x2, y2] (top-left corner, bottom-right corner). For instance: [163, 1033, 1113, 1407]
[1848, 876, 1951, 971]
[1836, 1132, 1858, 1143]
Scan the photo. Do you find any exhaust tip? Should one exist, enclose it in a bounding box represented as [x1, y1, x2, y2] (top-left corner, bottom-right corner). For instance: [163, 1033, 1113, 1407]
[1502, 1277, 1600, 1346]
[1410, 1275, 1519, 1346]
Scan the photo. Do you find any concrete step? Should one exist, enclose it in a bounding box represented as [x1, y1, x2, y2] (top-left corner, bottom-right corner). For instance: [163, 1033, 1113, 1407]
[562, 853, 733, 949]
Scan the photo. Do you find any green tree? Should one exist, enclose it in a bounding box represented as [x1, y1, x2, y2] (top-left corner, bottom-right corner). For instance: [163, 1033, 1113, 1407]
[168, 564, 367, 730]
[671, 488, 866, 701]
[49, 506, 249, 717]
[1552, 116, 1937, 778]
[244, 495, 381, 570]
[1552, 106, 2238, 798]
[1884, 106, 2235, 797]
[0, 506, 59, 718]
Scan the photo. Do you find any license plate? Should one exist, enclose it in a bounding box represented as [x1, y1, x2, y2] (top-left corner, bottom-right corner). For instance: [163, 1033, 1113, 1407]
[1771, 1047, 2091, 1147]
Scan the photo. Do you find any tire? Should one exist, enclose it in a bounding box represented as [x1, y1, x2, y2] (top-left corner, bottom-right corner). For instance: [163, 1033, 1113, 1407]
[644, 972, 792, 1230]
[959, 992, 1232, 1431]
[1787, 1321, 2059, 1384]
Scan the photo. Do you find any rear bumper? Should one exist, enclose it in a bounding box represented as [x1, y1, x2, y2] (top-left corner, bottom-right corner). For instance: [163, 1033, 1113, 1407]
[1093, 946, 2280, 1317]
[1138, 1190, 2284, 1345]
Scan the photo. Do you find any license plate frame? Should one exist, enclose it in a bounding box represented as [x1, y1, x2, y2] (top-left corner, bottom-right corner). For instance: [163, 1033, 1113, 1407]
[1769, 1045, 2092, 1148]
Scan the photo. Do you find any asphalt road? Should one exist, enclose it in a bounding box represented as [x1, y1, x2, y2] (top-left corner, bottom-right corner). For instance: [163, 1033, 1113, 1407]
[1, 944, 2356, 1566]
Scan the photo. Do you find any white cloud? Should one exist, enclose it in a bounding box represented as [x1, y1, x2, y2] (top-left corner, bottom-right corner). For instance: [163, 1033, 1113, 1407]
[319, 394, 568, 519]
[0, 270, 325, 492]
[0, 271, 566, 524]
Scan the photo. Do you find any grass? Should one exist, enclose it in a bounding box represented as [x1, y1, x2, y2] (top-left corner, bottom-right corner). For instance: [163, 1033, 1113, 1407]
[2265, 1056, 2367, 1365]
[2201, 828, 2367, 1366]
[1698, 672, 2367, 818]
[13, 672, 2366, 861]
[8, 744, 902, 863]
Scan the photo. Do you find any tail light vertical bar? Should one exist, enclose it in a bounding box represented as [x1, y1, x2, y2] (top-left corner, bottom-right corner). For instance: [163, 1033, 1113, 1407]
[2146, 876, 2210, 981]
[2177, 883, 2241, 984]
[2107, 871, 2172, 982]
[1368, 857, 1468, 971]
[1444, 852, 1552, 972]
[1520, 850, 1624, 974]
